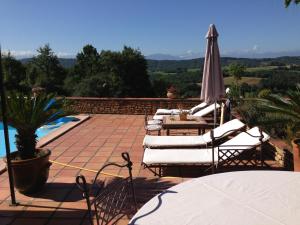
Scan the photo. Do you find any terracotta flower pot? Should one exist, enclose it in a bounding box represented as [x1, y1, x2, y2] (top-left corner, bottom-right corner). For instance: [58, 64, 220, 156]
[179, 112, 188, 121]
[3, 148, 52, 194]
[292, 139, 300, 172]
[167, 91, 177, 99]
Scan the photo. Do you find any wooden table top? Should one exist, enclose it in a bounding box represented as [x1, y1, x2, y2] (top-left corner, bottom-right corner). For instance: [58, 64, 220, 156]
[162, 115, 211, 129]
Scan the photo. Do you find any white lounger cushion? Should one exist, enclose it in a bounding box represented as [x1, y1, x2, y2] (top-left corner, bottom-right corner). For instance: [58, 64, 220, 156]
[201, 119, 245, 144]
[153, 103, 220, 120]
[189, 102, 208, 114]
[193, 103, 220, 117]
[143, 127, 270, 165]
[155, 102, 208, 115]
[155, 109, 180, 115]
[143, 119, 245, 148]
[219, 126, 270, 150]
[143, 148, 218, 165]
[153, 115, 164, 120]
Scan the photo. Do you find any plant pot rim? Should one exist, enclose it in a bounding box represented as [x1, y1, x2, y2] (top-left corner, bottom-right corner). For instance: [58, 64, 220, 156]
[292, 138, 300, 146]
[3, 148, 51, 164]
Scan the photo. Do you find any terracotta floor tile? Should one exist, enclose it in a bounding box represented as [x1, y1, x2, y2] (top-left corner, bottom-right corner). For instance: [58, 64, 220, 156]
[71, 156, 91, 163]
[0, 114, 285, 225]
[0, 201, 27, 217]
[55, 156, 74, 163]
[21, 201, 59, 218]
[47, 218, 82, 225]
[0, 188, 10, 201]
[12, 218, 48, 225]
[0, 217, 15, 225]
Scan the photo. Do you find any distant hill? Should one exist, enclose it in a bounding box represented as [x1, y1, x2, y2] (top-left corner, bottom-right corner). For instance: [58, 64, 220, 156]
[19, 56, 300, 71]
[147, 56, 300, 72]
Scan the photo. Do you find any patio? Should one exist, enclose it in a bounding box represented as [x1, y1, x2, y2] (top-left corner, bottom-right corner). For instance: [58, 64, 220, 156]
[0, 114, 284, 225]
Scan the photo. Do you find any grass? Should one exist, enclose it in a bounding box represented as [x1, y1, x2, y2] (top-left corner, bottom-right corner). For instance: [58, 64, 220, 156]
[224, 76, 263, 86]
[246, 66, 279, 72]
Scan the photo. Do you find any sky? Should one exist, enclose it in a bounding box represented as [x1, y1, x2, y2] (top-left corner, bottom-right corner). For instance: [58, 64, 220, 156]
[0, 0, 299, 58]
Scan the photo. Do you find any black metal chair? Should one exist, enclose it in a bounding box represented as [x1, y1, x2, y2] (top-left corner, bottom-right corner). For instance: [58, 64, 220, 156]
[76, 152, 138, 225]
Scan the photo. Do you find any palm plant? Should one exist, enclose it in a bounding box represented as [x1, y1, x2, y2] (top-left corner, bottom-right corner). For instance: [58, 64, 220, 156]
[255, 85, 300, 141]
[2, 92, 70, 159]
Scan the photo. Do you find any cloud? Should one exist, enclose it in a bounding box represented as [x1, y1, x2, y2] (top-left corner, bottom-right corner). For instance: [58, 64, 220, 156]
[252, 45, 259, 51]
[2, 50, 74, 59]
[56, 52, 75, 58]
[2, 50, 35, 58]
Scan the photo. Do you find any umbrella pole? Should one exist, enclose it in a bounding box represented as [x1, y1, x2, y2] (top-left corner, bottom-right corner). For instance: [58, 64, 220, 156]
[0, 47, 17, 206]
[214, 101, 217, 128]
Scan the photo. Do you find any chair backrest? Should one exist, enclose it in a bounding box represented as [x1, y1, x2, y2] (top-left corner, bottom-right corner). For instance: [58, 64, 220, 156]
[189, 102, 208, 114]
[192, 103, 220, 117]
[76, 152, 137, 225]
[210, 127, 270, 173]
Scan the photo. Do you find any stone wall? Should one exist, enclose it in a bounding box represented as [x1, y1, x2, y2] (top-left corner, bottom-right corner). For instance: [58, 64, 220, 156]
[67, 97, 201, 115]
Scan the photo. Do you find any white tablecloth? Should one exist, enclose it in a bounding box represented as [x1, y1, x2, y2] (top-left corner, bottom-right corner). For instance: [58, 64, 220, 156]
[129, 171, 300, 225]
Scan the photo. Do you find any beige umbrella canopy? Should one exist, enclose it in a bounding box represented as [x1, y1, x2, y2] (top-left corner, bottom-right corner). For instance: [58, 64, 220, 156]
[200, 24, 225, 103]
[200, 24, 225, 173]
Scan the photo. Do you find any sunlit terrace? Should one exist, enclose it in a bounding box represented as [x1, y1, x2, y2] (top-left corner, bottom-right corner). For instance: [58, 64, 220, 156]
[0, 107, 289, 224]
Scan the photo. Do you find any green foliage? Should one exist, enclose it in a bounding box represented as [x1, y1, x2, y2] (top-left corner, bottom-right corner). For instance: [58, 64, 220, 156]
[227, 63, 246, 82]
[26, 44, 67, 94]
[256, 85, 300, 139]
[260, 71, 300, 93]
[2, 93, 70, 159]
[285, 0, 300, 7]
[66, 45, 153, 97]
[150, 69, 201, 98]
[1, 53, 29, 92]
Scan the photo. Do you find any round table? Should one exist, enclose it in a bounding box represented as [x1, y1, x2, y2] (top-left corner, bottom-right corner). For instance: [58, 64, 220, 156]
[129, 171, 300, 225]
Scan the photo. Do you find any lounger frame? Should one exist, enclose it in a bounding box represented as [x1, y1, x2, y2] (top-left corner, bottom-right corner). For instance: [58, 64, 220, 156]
[142, 128, 266, 176]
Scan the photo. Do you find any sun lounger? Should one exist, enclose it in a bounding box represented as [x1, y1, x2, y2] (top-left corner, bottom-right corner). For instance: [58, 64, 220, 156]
[142, 127, 270, 176]
[155, 102, 208, 115]
[153, 103, 220, 121]
[143, 119, 245, 148]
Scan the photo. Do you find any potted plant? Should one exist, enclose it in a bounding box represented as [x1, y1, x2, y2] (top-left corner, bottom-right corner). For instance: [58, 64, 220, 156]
[167, 85, 177, 99]
[2, 92, 70, 193]
[255, 85, 300, 171]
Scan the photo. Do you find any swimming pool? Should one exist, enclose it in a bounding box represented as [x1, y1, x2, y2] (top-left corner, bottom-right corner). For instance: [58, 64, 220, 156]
[0, 117, 77, 157]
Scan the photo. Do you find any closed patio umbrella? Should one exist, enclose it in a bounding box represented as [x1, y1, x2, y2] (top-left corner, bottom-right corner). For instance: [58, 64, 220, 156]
[201, 24, 225, 123]
[200, 24, 225, 173]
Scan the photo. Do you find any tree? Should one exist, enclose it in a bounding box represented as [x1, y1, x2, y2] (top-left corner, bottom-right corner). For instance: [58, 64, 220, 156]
[73, 44, 100, 79]
[27, 44, 67, 94]
[118, 46, 153, 97]
[1, 52, 29, 92]
[285, 0, 300, 7]
[227, 63, 245, 83]
[67, 45, 153, 97]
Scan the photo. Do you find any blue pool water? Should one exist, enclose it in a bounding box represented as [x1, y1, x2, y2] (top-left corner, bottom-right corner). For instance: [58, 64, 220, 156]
[0, 117, 77, 157]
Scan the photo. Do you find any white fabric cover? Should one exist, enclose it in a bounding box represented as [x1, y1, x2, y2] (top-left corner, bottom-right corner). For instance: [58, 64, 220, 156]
[142, 127, 269, 166]
[193, 103, 220, 117]
[129, 171, 300, 225]
[143, 148, 217, 165]
[152, 115, 164, 120]
[155, 109, 180, 115]
[153, 103, 220, 121]
[147, 119, 162, 125]
[155, 102, 208, 115]
[143, 119, 245, 148]
[145, 124, 162, 131]
[219, 126, 269, 150]
[189, 102, 208, 114]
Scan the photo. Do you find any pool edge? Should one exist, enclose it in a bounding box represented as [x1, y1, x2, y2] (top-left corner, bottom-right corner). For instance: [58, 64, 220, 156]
[0, 114, 90, 175]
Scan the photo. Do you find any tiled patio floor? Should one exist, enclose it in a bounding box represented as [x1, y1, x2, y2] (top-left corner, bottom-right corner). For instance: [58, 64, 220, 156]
[0, 114, 284, 225]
